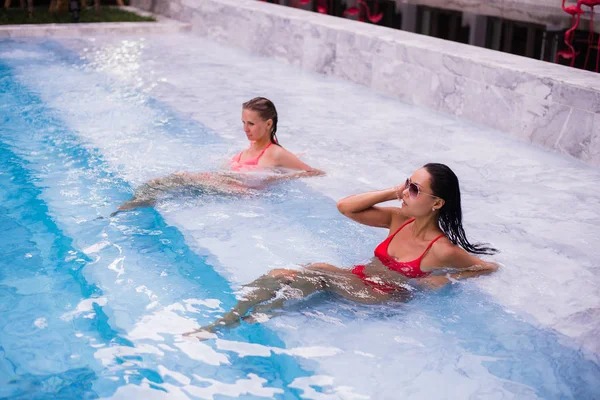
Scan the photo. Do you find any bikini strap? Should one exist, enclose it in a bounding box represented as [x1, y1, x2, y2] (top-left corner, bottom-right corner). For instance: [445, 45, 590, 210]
[234, 142, 271, 164]
[386, 218, 415, 240]
[417, 234, 445, 260]
[255, 142, 272, 161]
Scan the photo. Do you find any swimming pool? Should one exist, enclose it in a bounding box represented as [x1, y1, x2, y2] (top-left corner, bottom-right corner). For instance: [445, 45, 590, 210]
[1, 34, 599, 399]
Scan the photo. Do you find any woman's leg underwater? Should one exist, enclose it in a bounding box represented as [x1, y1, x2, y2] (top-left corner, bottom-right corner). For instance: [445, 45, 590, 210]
[185, 264, 393, 338]
[112, 172, 249, 216]
[301, 263, 393, 304]
[185, 268, 322, 336]
[112, 174, 187, 216]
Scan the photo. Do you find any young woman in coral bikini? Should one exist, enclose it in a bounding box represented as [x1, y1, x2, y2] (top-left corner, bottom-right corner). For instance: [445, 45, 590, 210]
[114, 97, 324, 214]
[186, 163, 499, 337]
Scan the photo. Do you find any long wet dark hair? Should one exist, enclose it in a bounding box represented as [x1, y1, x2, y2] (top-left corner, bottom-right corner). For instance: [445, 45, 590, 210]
[424, 163, 497, 255]
[242, 97, 280, 146]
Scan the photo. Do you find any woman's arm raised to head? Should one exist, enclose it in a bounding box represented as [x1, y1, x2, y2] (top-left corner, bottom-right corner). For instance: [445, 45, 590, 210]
[337, 188, 409, 228]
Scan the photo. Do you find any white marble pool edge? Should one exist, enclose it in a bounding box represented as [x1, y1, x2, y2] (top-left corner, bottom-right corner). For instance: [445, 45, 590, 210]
[128, 0, 600, 167]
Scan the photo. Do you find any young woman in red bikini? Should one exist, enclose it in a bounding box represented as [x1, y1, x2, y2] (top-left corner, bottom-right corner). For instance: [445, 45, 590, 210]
[186, 163, 499, 337]
[114, 97, 324, 214]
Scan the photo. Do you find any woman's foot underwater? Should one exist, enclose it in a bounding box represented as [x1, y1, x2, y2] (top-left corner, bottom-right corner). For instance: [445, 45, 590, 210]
[110, 199, 156, 217]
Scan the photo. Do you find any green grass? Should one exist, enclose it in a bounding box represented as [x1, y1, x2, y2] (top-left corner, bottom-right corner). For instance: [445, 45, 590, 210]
[0, 7, 155, 24]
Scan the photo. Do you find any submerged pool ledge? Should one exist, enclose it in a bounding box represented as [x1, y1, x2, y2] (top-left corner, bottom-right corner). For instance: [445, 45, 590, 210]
[131, 0, 600, 167]
[0, 7, 190, 38]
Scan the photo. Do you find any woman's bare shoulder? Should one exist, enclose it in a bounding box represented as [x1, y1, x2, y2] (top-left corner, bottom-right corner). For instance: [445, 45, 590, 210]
[387, 208, 412, 232]
[267, 143, 289, 158]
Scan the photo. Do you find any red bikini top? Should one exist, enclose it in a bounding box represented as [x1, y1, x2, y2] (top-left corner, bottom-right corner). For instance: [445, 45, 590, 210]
[374, 218, 445, 278]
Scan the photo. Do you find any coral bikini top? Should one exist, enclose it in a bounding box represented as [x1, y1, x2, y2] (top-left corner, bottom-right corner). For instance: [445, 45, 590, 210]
[229, 143, 272, 172]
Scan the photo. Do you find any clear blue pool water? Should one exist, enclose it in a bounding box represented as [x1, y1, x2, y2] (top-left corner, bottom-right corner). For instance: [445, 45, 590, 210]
[1, 36, 599, 399]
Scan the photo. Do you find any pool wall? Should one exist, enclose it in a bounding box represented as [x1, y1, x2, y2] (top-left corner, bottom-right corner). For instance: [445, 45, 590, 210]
[131, 0, 600, 167]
